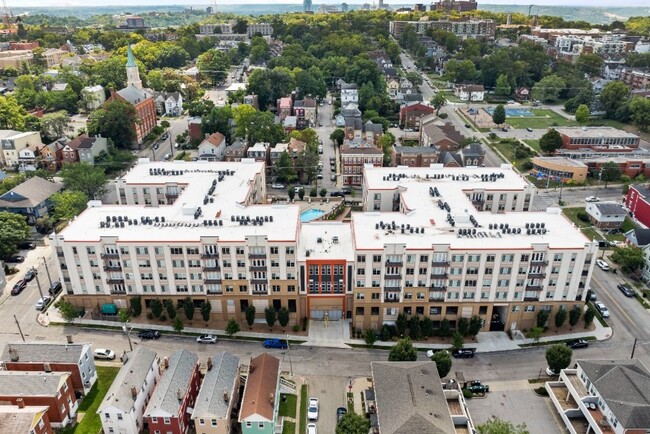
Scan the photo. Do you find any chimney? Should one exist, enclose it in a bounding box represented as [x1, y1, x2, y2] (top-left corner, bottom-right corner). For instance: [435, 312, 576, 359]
[269, 393, 274, 403]
[207, 357, 213, 371]
[9, 348, 18, 362]
[16, 398, 25, 409]
[177, 389, 182, 401]
[223, 390, 229, 402]
[130, 386, 137, 398]
[44, 362, 52, 372]
[163, 357, 169, 369]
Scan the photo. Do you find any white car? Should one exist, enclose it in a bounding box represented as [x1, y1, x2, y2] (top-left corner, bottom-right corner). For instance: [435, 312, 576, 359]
[196, 334, 217, 344]
[546, 366, 559, 376]
[586, 196, 600, 202]
[426, 349, 449, 358]
[271, 183, 285, 189]
[307, 423, 317, 434]
[596, 259, 610, 271]
[93, 348, 116, 360]
[35, 296, 52, 311]
[307, 397, 319, 421]
[595, 302, 610, 318]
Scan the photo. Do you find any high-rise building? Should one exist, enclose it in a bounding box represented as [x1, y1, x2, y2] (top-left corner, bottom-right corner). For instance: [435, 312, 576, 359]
[304, 0, 312, 12]
[433, 0, 477, 12]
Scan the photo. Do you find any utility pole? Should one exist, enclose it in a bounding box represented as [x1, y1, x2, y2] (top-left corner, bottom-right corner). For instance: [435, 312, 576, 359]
[32, 267, 45, 301]
[631, 338, 637, 359]
[14, 315, 25, 341]
[123, 323, 133, 351]
[286, 334, 293, 376]
[42, 256, 53, 290]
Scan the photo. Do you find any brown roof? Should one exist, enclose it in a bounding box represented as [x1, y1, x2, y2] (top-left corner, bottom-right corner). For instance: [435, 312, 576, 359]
[64, 134, 88, 150]
[239, 353, 280, 422]
[204, 132, 225, 147]
[422, 122, 464, 147]
[288, 137, 305, 154]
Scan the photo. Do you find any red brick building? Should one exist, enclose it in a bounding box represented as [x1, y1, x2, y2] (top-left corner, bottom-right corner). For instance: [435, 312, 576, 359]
[340, 140, 383, 186]
[555, 127, 640, 151]
[0, 372, 77, 427]
[399, 102, 434, 129]
[145, 349, 201, 434]
[0, 404, 53, 434]
[625, 184, 650, 229]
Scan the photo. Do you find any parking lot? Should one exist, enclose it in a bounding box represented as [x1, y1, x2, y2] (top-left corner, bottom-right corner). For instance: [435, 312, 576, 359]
[308, 374, 349, 434]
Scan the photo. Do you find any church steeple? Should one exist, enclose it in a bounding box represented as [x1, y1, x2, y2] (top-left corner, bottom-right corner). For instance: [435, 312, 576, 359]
[126, 44, 142, 89]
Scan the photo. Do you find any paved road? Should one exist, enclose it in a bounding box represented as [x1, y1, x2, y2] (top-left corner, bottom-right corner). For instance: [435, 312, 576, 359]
[532, 185, 624, 211]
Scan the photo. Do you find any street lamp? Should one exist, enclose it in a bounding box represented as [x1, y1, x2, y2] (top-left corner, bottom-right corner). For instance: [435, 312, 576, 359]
[41, 256, 53, 290]
[31, 267, 45, 302]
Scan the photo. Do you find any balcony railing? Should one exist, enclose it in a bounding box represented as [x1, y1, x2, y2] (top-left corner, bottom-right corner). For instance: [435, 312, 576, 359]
[56, 251, 64, 257]
[385, 260, 403, 267]
[249, 265, 268, 272]
[384, 274, 402, 280]
[101, 253, 120, 259]
[252, 288, 268, 294]
[106, 277, 125, 284]
[203, 265, 221, 271]
[430, 273, 448, 279]
[251, 279, 268, 285]
[248, 253, 267, 259]
[110, 289, 127, 294]
[431, 260, 449, 266]
[430, 286, 447, 291]
[103, 265, 122, 271]
[531, 260, 548, 267]
[206, 289, 223, 295]
[383, 286, 401, 292]
[204, 278, 222, 284]
[384, 298, 400, 303]
[201, 252, 219, 259]
[525, 285, 543, 292]
[523, 296, 539, 302]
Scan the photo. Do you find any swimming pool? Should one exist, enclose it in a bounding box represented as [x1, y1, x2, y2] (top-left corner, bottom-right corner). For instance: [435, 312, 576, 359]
[484, 107, 533, 117]
[300, 209, 325, 223]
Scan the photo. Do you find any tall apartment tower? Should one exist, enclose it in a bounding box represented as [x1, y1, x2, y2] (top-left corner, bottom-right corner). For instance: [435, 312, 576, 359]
[304, 0, 312, 12]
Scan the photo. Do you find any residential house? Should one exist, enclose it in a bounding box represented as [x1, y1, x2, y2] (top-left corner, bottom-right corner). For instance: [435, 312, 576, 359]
[198, 132, 227, 162]
[515, 87, 530, 100]
[247, 142, 270, 164]
[154, 92, 183, 117]
[224, 140, 248, 162]
[81, 85, 106, 110]
[0, 404, 53, 434]
[144, 349, 201, 434]
[61, 134, 86, 163]
[392, 146, 440, 167]
[591, 78, 609, 94]
[243, 94, 259, 110]
[370, 361, 476, 434]
[340, 82, 359, 104]
[387, 79, 399, 98]
[420, 121, 465, 151]
[1, 342, 97, 395]
[341, 104, 363, 140]
[625, 228, 650, 282]
[454, 84, 485, 101]
[399, 78, 414, 95]
[192, 352, 240, 434]
[270, 142, 289, 167]
[399, 102, 434, 129]
[546, 359, 650, 434]
[0, 177, 63, 223]
[340, 140, 383, 186]
[0, 372, 77, 427]
[585, 202, 626, 229]
[460, 143, 486, 166]
[282, 116, 297, 133]
[288, 137, 306, 159]
[0, 130, 43, 167]
[239, 354, 281, 434]
[40, 138, 66, 169]
[278, 97, 293, 122]
[188, 117, 203, 142]
[620, 68, 650, 89]
[77, 136, 108, 165]
[18, 144, 41, 171]
[293, 97, 317, 128]
[98, 347, 160, 434]
[625, 184, 650, 229]
[363, 121, 384, 146]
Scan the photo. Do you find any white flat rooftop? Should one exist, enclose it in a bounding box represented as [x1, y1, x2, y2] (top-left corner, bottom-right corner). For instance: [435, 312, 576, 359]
[299, 222, 355, 261]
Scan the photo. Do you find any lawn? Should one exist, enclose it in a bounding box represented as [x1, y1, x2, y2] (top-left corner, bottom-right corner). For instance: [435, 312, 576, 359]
[282, 421, 296, 434]
[299, 384, 308, 434]
[506, 109, 576, 129]
[523, 139, 541, 153]
[278, 393, 297, 418]
[561, 207, 606, 241]
[491, 140, 533, 170]
[61, 366, 120, 434]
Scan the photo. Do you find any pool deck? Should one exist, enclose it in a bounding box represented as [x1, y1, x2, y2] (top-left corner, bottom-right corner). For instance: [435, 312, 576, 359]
[268, 195, 345, 222]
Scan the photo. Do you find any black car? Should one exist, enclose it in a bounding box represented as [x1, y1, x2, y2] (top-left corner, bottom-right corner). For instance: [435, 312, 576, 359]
[452, 349, 475, 358]
[8, 255, 25, 263]
[341, 187, 351, 194]
[617, 284, 635, 298]
[464, 123, 471, 128]
[336, 407, 347, 422]
[24, 269, 37, 282]
[330, 191, 345, 197]
[49, 281, 63, 296]
[566, 339, 589, 349]
[11, 280, 27, 295]
[19, 242, 36, 250]
[137, 329, 161, 340]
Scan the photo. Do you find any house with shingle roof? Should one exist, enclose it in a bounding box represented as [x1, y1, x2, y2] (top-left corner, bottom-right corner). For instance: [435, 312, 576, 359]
[0, 177, 63, 223]
[586, 202, 626, 229]
[625, 228, 650, 282]
[0, 404, 52, 434]
[192, 352, 240, 434]
[77, 135, 108, 165]
[144, 349, 200, 434]
[198, 132, 227, 161]
[98, 347, 159, 434]
[239, 353, 281, 434]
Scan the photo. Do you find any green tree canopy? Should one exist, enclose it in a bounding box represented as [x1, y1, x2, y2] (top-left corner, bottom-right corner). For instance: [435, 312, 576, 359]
[630, 97, 650, 131]
[430, 93, 447, 115]
[336, 412, 370, 434]
[477, 417, 530, 434]
[539, 129, 563, 154]
[87, 99, 137, 148]
[0, 211, 31, 258]
[265, 306, 277, 330]
[432, 350, 453, 378]
[600, 81, 629, 119]
[226, 318, 240, 336]
[576, 53, 603, 77]
[492, 104, 506, 126]
[610, 245, 645, 275]
[495, 74, 513, 97]
[575, 104, 590, 124]
[274, 151, 297, 183]
[532, 75, 566, 102]
[40, 111, 71, 142]
[388, 338, 417, 361]
[51, 190, 88, 221]
[59, 163, 107, 200]
[202, 105, 233, 140]
[330, 129, 345, 146]
[0, 95, 27, 130]
[546, 344, 572, 374]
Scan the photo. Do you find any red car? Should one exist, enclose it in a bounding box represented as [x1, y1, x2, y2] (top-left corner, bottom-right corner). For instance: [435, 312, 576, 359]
[11, 280, 27, 295]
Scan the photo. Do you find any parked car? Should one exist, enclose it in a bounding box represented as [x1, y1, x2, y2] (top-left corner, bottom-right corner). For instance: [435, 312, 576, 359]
[501, 127, 508, 132]
[11, 280, 27, 295]
[595, 302, 610, 318]
[336, 407, 347, 422]
[426, 349, 449, 358]
[271, 183, 285, 189]
[93, 348, 116, 360]
[307, 423, 318, 434]
[341, 187, 351, 194]
[23, 269, 37, 282]
[617, 284, 635, 297]
[161, 133, 169, 140]
[546, 366, 560, 376]
[586, 196, 600, 202]
[8, 255, 25, 263]
[307, 398, 319, 421]
[318, 145, 323, 154]
[330, 174, 336, 181]
[526, 127, 533, 132]
[49, 281, 63, 296]
[330, 191, 344, 197]
[596, 259, 610, 271]
[35, 296, 52, 311]
[163, 153, 172, 160]
[566, 339, 589, 349]
[452, 349, 475, 358]
[196, 334, 217, 344]
[19, 242, 36, 250]
[263, 338, 288, 349]
[137, 329, 161, 340]
[153, 142, 159, 150]
[317, 173, 323, 179]
[464, 123, 471, 128]
[329, 156, 336, 163]
[465, 382, 489, 393]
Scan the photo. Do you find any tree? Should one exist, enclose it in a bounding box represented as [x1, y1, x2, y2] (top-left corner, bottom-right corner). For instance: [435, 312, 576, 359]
[432, 350, 452, 378]
[457, 317, 470, 336]
[492, 104, 506, 126]
[532, 75, 565, 102]
[495, 74, 512, 97]
[554, 306, 567, 330]
[319, 188, 327, 198]
[452, 332, 464, 350]
[477, 417, 530, 434]
[600, 161, 622, 187]
[265, 306, 277, 330]
[536, 310, 549, 328]
[336, 413, 370, 434]
[173, 316, 184, 333]
[539, 129, 563, 154]
[469, 315, 483, 337]
[288, 188, 296, 201]
[150, 299, 163, 319]
[396, 313, 408, 336]
[87, 99, 137, 148]
[379, 132, 395, 167]
[202, 106, 233, 139]
[164, 300, 177, 319]
[445, 59, 479, 83]
[118, 308, 130, 323]
[183, 297, 194, 322]
[274, 152, 297, 183]
[610, 245, 645, 275]
[422, 317, 434, 338]
[197, 49, 230, 85]
[569, 306, 582, 329]
[546, 344, 572, 374]
[430, 93, 447, 115]
[58, 299, 79, 322]
[40, 111, 71, 142]
[575, 104, 590, 124]
[528, 327, 543, 343]
[278, 307, 290, 331]
[0, 95, 26, 130]
[364, 329, 377, 346]
[330, 129, 344, 146]
[388, 337, 417, 361]
[439, 318, 451, 338]
[244, 305, 256, 329]
[584, 307, 596, 328]
[226, 318, 240, 337]
[630, 97, 650, 131]
[600, 81, 629, 118]
[130, 296, 142, 317]
[51, 191, 88, 221]
[409, 315, 421, 340]
[0, 211, 31, 258]
[201, 301, 212, 322]
[298, 189, 305, 201]
[576, 53, 603, 77]
[59, 163, 107, 200]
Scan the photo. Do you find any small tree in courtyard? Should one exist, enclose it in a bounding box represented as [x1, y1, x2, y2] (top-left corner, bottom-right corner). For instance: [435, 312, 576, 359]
[245, 305, 256, 329]
[183, 297, 194, 322]
[554, 306, 567, 330]
[278, 307, 290, 331]
[151, 299, 163, 319]
[226, 318, 240, 337]
[569, 306, 582, 329]
[546, 344, 572, 374]
[265, 306, 277, 330]
[432, 350, 453, 378]
[536, 309, 549, 328]
[173, 316, 184, 333]
[201, 301, 212, 323]
[388, 338, 417, 361]
[364, 329, 377, 346]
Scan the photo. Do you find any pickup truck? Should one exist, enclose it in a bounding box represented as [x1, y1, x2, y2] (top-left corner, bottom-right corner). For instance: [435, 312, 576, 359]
[263, 338, 288, 349]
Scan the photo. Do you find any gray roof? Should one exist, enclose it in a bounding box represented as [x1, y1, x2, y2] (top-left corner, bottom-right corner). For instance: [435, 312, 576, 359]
[364, 121, 383, 135]
[371, 361, 455, 434]
[579, 359, 650, 429]
[341, 82, 358, 90]
[0, 406, 49, 432]
[440, 151, 463, 166]
[193, 352, 240, 420]
[1, 342, 88, 364]
[462, 143, 485, 157]
[145, 349, 198, 417]
[0, 177, 63, 209]
[625, 228, 650, 247]
[395, 146, 439, 155]
[631, 184, 650, 199]
[0, 371, 70, 396]
[594, 203, 625, 215]
[117, 84, 153, 105]
[98, 347, 158, 413]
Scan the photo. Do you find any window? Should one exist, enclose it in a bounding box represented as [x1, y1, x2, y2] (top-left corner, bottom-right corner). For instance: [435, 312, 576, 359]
[199, 419, 205, 425]
[117, 414, 123, 420]
[524, 305, 535, 312]
[259, 422, 265, 428]
[104, 413, 110, 420]
[357, 255, 366, 263]
[164, 417, 171, 424]
[211, 420, 217, 427]
[152, 417, 158, 423]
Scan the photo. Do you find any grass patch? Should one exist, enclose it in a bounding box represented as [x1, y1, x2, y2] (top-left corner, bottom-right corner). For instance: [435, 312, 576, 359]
[278, 393, 297, 418]
[60, 366, 120, 434]
[635, 292, 650, 309]
[506, 109, 576, 129]
[519, 335, 597, 348]
[282, 421, 296, 434]
[491, 140, 533, 170]
[562, 207, 590, 228]
[524, 139, 541, 153]
[581, 227, 603, 241]
[299, 384, 308, 434]
[621, 217, 637, 233]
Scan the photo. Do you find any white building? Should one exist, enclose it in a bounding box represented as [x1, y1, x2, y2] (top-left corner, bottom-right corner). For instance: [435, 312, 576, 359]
[198, 132, 227, 162]
[340, 82, 359, 104]
[247, 23, 273, 37]
[454, 84, 485, 101]
[82, 85, 106, 110]
[0, 130, 43, 167]
[98, 347, 160, 434]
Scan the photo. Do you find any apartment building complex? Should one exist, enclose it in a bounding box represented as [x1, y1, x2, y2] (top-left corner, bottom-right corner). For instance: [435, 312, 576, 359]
[51, 160, 597, 332]
[389, 19, 496, 40]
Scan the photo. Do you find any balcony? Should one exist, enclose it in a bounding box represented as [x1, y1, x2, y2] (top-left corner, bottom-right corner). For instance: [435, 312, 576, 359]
[56, 251, 64, 257]
[249, 265, 268, 272]
[203, 265, 221, 271]
[204, 278, 222, 284]
[252, 288, 268, 294]
[110, 289, 127, 294]
[384, 286, 401, 292]
[430, 272, 448, 279]
[531, 260, 548, 267]
[106, 277, 125, 284]
[101, 252, 120, 259]
[384, 274, 402, 280]
[201, 252, 219, 259]
[251, 278, 268, 285]
[384, 298, 400, 303]
[385, 260, 403, 267]
[431, 260, 449, 266]
[523, 296, 540, 302]
[248, 253, 267, 259]
[526, 285, 543, 291]
[207, 289, 223, 295]
[103, 265, 122, 271]
[528, 272, 546, 279]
